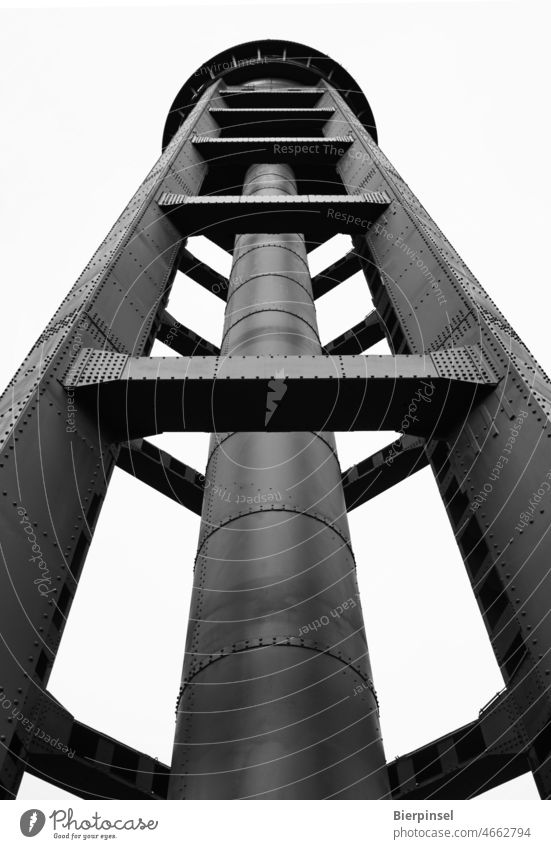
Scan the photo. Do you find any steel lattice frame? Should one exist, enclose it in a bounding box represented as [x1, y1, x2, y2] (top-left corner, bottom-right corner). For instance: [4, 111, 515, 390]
[0, 39, 549, 800]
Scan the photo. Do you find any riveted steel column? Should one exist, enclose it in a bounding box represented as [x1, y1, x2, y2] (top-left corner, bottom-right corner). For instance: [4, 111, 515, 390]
[169, 163, 389, 799]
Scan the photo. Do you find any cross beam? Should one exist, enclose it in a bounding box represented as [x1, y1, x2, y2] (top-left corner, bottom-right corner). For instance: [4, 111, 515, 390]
[193, 135, 354, 165]
[118, 436, 428, 516]
[343, 436, 428, 511]
[21, 691, 169, 800]
[62, 348, 499, 440]
[156, 310, 219, 357]
[178, 247, 229, 299]
[324, 310, 385, 354]
[209, 106, 335, 136]
[159, 192, 391, 239]
[220, 87, 323, 108]
[116, 439, 204, 514]
[311, 249, 362, 298]
[389, 690, 530, 800]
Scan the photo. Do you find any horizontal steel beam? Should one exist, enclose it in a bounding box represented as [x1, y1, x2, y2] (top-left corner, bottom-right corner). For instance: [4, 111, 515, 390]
[209, 106, 334, 136]
[157, 310, 219, 357]
[159, 192, 391, 239]
[178, 247, 228, 299]
[220, 87, 322, 108]
[342, 435, 428, 511]
[117, 439, 204, 514]
[325, 310, 385, 354]
[22, 691, 169, 800]
[312, 248, 362, 298]
[389, 689, 530, 800]
[193, 135, 354, 164]
[211, 106, 334, 121]
[63, 348, 499, 440]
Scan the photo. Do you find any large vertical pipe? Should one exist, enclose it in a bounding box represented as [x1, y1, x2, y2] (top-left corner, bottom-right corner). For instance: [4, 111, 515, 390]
[169, 162, 389, 799]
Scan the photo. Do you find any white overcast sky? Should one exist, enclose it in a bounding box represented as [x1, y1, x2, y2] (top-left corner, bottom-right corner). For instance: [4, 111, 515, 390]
[0, 0, 549, 801]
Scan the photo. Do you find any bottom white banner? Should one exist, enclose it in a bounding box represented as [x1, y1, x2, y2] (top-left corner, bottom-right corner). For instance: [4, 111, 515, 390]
[1, 800, 551, 848]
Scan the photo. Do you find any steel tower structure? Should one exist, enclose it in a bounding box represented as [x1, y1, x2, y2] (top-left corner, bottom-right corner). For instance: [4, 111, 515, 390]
[1, 40, 550, 800]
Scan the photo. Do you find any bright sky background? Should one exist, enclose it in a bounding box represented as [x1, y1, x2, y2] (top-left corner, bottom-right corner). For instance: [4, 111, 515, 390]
[0, 0, 549, 800]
